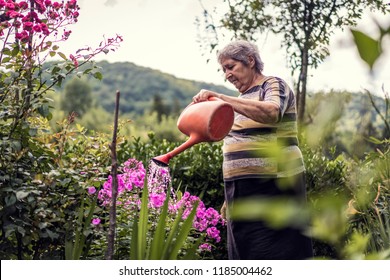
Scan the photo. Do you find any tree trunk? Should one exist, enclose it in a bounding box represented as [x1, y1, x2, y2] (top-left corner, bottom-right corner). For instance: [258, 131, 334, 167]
[297, 48, 309, 126]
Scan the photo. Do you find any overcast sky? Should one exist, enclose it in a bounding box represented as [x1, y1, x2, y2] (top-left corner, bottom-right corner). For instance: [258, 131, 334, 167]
[59, 0, 390, 95]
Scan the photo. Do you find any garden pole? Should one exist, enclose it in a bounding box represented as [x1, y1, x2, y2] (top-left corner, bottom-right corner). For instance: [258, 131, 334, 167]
[106, 90, 120, 260]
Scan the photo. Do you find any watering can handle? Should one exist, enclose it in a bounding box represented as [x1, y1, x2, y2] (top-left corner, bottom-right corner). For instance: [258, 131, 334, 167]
[207, 96, 221, 102]
[187, 96, 221, 107]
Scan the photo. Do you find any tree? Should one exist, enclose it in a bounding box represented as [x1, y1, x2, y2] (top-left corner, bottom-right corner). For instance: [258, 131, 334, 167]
[151, 94, 170, 122]
[198, 0, 389, 124]
[61, 78, 94, 116]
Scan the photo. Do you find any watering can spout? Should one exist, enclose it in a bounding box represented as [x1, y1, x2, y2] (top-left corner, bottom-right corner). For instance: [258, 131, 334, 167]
[152, 154, 171, 167]
[152, 97, 234, 166]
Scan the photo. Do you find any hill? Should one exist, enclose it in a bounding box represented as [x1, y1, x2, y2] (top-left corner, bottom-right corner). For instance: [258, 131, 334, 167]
[52, 60, 236, 114]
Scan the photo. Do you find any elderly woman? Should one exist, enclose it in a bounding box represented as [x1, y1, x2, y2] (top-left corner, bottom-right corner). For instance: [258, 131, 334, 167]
[193, 40, 313, 260]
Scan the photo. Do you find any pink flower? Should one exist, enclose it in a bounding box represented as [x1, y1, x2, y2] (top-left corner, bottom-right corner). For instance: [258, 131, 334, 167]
[199, 243, 212, 251]
[206, 227, 221, 242]
[87, 187, 96, 195]
[6, 2, 15, 10]
[40, 23, 49, 35]
[7, 10, 22, 18]
[33, 24, 42, 32]
[52, 1, 62, 9]
[23, 21, 33, 31]
[69, 54, 78, 67]
[92, 218, 101, 225]
[15, 30, 28, 41]
[149, 192, 166, 208]
[18, 1, 28, 9]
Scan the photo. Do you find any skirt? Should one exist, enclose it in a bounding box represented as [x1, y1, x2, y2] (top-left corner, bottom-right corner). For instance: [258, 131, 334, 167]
[224, 173, 313, 260]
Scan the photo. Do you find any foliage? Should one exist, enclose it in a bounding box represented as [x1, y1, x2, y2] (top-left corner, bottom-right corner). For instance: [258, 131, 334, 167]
[304, 91, 388, 156]
[61, 77, 94, 116]
[0, 114, 111, 259]
[0, 0, 121, 259]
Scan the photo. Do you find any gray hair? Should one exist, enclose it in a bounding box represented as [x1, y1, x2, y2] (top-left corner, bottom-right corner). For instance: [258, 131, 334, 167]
[217, 40, 264, 73]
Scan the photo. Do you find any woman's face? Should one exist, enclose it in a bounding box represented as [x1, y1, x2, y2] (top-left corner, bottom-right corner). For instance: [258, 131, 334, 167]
[220, 57, 257, 93]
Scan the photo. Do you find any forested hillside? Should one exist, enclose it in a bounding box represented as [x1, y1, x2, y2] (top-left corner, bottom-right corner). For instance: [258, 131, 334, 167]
[50, 60, 236, 114]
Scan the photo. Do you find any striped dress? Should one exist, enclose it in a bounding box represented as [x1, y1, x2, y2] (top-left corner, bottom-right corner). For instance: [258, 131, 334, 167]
[222, 76, 305, 181]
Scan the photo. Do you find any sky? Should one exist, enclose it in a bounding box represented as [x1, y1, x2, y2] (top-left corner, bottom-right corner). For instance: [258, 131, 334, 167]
[59, 0, 390, 95]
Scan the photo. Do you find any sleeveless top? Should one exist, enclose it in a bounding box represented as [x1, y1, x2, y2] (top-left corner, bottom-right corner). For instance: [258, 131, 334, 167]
[222, 76, 305, 181]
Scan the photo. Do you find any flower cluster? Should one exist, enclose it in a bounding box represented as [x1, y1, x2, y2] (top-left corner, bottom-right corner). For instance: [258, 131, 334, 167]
[0, 0, 80, 42]
[1, 1, 123, 69]
[94, 158, 225, 251]
[176, 192, 222, 243]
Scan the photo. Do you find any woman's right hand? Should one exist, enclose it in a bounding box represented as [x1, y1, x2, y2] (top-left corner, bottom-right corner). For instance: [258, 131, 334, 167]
[192, 89, 220, 103]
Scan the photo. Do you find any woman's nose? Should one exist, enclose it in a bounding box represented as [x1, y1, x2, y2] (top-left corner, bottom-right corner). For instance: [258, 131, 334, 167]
[225, 70, 232, 80]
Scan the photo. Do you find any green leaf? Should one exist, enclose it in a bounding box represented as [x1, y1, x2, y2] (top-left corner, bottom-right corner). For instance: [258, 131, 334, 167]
[38, 104, 50, 118]
[65, 240, 74, 260]
[93, 72, 103, 80]
[5, 225, 16, 238]
[350, 29, 382, 70]
[161, 205, 186, 259]
[57, 52, 68, 60]
[137, 179, 149, 259]
[16, 191, 29, 200]
[149, 185, 171, 259]
[17, 226, 26, 236]
[2, 57, 11, 63]
[11, 45, 20, 56]
[130, 214, 139, 260]
[5, 194, 17, 206]
[181, 236, 203, 260]
[168, 200, 199, 260]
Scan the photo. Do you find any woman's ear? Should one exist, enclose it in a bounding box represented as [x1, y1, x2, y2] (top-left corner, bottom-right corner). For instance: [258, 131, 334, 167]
[248, 56, 255, 68]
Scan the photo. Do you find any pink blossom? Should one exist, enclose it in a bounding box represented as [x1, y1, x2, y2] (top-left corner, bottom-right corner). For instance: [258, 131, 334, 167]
[92, 218, 101, 225]
[149, 192, 166, 208]
[52, 1, 61, 9]
[15, 30, 28, 41]
[33, 24, 42, 32]
[87, 187, 96, 195]
[6, 2, 15, 10]
[7, 10, 22, 18]
[18, 1, 28, 9]
[199, 243, 212, 251]
[206, 227, 221, 242]
[40, 23, 49, 35]
[23, 21, 33, 31]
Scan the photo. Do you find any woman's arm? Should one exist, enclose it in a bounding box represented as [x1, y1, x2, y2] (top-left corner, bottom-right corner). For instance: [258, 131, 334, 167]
[193, 89, 279, 124]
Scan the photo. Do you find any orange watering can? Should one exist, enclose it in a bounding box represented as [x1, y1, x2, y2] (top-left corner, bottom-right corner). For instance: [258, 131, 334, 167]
[152, 97, 234, 166]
